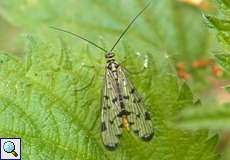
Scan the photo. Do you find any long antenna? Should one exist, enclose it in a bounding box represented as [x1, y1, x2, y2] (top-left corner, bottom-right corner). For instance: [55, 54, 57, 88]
[50, 26, 108, 53]
[110, 1, 151, 52]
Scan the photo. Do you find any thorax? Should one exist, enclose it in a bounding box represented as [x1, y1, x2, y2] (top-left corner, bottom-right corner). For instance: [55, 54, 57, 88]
[106, 59, 120, 80]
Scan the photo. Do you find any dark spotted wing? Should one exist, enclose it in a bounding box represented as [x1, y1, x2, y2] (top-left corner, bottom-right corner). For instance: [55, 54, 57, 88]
[101, 68, 123, 151]
[118, 67, 154, 141]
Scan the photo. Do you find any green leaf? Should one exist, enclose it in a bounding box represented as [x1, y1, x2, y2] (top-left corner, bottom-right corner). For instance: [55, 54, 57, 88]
[215, 54, 230, 72]
[203, 135, 221, 160]
[175, 104, 230, 129]
[177, 82, 193, 105]
[171, 82, 194, 113]
[206, 135, 219, 152]
[225, 84, 230, 93]
[0, 0, 216, 62]
[0, 0, 220, 159]
[0, 36, 219, 159]
[217, 0, 230, 8]
[0, 0, 219, 96]
[205, 15, 230, 31]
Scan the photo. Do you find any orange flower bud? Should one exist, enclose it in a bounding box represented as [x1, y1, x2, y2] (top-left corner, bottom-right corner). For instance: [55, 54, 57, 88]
[192, 59, 214, 68]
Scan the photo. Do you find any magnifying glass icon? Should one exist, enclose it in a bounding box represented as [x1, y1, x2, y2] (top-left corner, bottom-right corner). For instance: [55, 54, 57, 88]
[3, 141, 18, 157]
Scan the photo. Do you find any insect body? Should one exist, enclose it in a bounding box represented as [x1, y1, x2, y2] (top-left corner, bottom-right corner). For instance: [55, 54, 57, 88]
[51, 1, 154, 151]
[102, 52, 153, 150]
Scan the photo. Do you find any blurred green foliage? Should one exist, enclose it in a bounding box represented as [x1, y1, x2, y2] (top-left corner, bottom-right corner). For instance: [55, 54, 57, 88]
[0, 0, 222, 159]
[174, 0, 230, 160]
[0, 0, 221, 97]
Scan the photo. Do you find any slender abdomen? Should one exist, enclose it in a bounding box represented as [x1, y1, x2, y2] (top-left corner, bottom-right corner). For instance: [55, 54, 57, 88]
[110, 63, 130, 130]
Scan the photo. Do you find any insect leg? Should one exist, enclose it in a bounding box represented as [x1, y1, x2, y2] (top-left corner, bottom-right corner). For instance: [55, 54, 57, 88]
[123, 67, 146, 75]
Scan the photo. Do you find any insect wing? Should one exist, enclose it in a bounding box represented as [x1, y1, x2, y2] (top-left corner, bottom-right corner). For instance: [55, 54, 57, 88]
[118, 67, 154, 141]
[101, 68, 123, 150]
